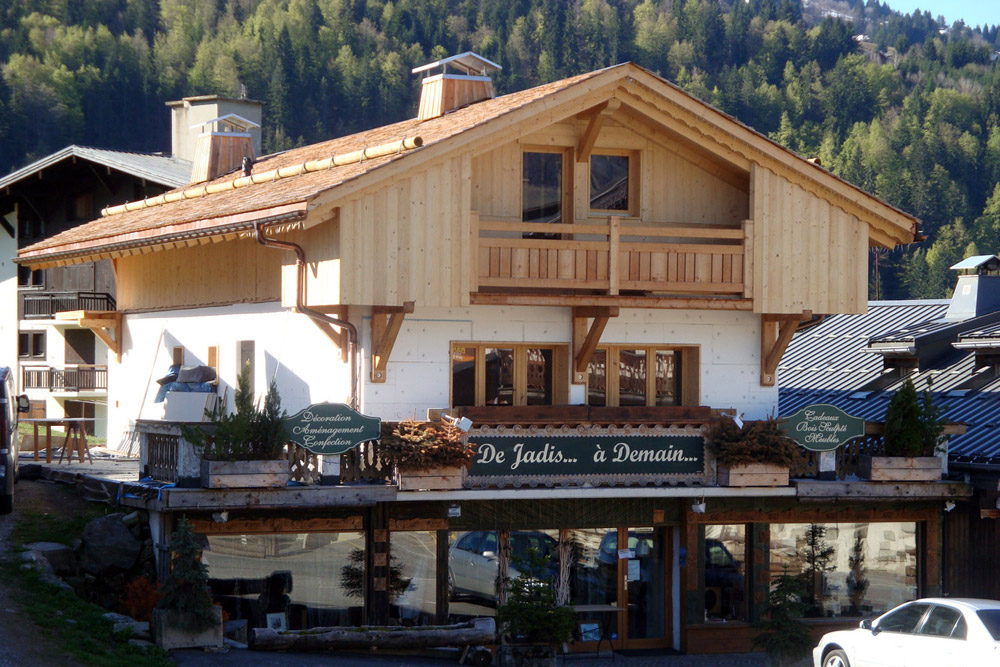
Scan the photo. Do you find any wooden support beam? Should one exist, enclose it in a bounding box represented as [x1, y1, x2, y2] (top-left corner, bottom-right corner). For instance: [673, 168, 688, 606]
[760, 311, 810, 386]
[311, 305, 350, 361]
[572, 306, 618, 383]
[370, 301, 415, 383]
[56, 310, 121, 361]
[577, 99, 621, 163]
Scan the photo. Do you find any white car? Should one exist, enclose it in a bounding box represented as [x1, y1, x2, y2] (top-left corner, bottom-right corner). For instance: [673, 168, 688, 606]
[813, 598, 1000, 667]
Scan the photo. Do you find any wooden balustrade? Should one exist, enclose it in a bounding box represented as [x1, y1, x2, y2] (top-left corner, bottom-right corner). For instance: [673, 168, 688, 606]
[476, 216, 750, 298]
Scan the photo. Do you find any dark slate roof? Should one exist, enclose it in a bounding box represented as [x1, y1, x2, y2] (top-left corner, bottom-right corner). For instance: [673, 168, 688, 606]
[957, 321, 1000, 341]
[778, 300, 1000, 463]
[0, 145, 192, 191]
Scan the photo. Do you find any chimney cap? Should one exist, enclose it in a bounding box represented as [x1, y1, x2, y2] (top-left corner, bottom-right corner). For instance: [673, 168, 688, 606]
[191, 113, 261, 132]
[951, 255, 1000, 274]
[412, 51, 501, 76]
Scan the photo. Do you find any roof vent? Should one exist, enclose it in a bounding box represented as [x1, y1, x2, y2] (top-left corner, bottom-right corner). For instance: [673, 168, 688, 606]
[944, 255, 1000, 322]
[189, 114, 259, 184]
[412, 52, 501, 121]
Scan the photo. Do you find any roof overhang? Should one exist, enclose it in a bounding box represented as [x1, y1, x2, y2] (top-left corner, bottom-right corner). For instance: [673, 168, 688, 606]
[16, 201, 307, 269]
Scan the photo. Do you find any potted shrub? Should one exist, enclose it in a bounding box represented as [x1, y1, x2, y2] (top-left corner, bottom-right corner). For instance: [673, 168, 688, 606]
[860, 377, 945, 481]
[708, 416, 799, 487]
[752, 572, 813, 667]
[380, 420, 477, 490]
[153, 517, 223, 650]
[184, 365, 290, 488]
[496, 548, 577, 667]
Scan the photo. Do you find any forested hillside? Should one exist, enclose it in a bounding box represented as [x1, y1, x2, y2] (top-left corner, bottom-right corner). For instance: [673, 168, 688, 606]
[2, 0, 999, 298]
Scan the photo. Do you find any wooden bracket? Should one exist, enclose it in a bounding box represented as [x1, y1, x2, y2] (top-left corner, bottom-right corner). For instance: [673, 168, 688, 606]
[572, 306, 619, 384]
[760, 311, 810, 386]
[370, 301, 415, 383]
[577, 99, 621, 163]
[312, 305, 350, 362]
[56, 310, 122, 361]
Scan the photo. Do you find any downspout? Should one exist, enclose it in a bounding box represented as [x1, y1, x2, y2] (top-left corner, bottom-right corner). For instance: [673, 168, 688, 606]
[255, 221, 359, 410]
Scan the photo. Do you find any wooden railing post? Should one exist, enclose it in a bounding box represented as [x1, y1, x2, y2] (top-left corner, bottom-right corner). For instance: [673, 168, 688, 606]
[742, 219, 754, 300]
[609, 216, 620, 295]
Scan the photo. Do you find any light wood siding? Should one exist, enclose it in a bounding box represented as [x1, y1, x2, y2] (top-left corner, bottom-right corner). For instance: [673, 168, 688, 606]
[471, 142, 521, 219]
[279, 222, 340, 308]
[310, 155, 471, 308]
[751, 164, 867, 315]
[116, 238, 282, 310]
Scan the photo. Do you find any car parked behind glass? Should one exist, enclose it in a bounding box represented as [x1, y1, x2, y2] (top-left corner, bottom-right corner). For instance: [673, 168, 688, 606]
[813, 597, 1000, 667]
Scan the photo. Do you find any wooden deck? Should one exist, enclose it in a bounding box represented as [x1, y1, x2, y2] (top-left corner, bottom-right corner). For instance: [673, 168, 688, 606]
[475, 216, 751, 298]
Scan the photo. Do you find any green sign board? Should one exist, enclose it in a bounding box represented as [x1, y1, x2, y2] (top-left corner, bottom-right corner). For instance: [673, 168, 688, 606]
[285, 403, 381, 455]
[779, 404, 865, 452]
[468, 433, 704, 477]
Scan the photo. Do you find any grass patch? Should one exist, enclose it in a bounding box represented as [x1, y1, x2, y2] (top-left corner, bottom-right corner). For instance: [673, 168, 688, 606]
[18, 421, 107, 448]
[2, 493, 171, 666]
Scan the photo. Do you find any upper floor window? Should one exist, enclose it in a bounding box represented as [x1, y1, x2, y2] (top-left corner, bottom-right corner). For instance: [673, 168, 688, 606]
[587, 345, 695, 407]
[522, 151, 564, 224]
[19, 331, 45, 359]
[590, 153, 634, 215]
[451, 343, 569, 407]
[17, 266, 43, 288]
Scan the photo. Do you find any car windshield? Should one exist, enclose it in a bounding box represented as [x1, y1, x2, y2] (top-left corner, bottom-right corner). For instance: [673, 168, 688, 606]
[977, 610, 1000, 640]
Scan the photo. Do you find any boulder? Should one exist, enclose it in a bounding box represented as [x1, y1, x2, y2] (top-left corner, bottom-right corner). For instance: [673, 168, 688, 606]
[81, 514, 141, 574]
[25, 542, 75, 575]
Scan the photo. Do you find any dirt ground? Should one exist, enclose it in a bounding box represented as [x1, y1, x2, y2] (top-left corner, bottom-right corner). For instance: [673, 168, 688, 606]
[0, 476, 86, 666]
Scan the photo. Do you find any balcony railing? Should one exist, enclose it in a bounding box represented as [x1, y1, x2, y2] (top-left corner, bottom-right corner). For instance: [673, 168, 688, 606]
[22, 365, 108, 392]
[22, 291, 116, 319]
[476, 217, 751, 298]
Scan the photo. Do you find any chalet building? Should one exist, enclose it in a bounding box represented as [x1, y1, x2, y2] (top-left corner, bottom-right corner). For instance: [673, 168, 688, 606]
[0, 96, 261, 438]
[16, 56, 969, 654]
[780, 256, 1000, 605]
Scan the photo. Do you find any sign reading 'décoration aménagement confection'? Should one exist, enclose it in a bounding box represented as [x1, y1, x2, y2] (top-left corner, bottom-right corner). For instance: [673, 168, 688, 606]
[285, 403, 381, 455]
[779, 404, 865, 452]
[467, 433, 704, 477]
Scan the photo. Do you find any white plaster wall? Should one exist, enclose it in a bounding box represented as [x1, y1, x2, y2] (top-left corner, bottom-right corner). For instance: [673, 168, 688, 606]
[107, 302, 777, 445]
[362, 305, 778, 421]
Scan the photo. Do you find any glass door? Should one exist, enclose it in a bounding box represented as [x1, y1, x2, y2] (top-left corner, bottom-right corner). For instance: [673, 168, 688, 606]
[623, 527, 669, 648]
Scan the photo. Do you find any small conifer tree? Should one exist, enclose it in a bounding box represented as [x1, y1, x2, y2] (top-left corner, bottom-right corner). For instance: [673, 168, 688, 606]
[156, 517, 217, 632]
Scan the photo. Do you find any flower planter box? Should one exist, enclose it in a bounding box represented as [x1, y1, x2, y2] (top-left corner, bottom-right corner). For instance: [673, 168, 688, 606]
[717, 463, 789, 487]
[398, 465, 466, 491]
[153, 606, 223, 651]
[857, 455, 941, 482]
[200, 459, 290, 489]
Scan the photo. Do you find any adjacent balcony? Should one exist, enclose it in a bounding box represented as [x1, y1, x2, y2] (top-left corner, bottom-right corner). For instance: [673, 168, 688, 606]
[22, 365, 108, 393]
[21, 290, 116, 320]
[475, 216, 751, 300]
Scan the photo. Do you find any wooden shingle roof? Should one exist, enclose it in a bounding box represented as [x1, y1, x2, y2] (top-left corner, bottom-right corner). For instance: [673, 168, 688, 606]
[18, 63, 918, 267]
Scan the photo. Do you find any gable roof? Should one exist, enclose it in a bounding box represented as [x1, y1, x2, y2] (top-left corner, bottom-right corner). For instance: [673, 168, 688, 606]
[779, 300, 1000, 464]
[17, 63, 918, 268]
[0, 145, 192, 193]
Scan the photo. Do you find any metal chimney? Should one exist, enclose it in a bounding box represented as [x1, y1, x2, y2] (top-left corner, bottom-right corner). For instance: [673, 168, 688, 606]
[944, 255, 1000, 322]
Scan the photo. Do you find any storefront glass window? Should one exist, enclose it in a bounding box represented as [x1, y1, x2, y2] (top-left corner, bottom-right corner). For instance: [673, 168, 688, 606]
[485, 348, 514, 405]
[525, 348, 554, 405]
[201, 531, 366, 630]
[618, 349, 647, 406]
[390, 531, 437, 626]
[587, 350, 607, 406]
[769, 522, 917, 618]
[704, 525, 747, 622]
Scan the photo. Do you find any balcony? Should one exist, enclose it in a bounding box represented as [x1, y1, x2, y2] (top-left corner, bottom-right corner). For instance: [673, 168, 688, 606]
[21, 291, 116, 320]
[22, 365, 108, 393]
[475, 217, 751, 301]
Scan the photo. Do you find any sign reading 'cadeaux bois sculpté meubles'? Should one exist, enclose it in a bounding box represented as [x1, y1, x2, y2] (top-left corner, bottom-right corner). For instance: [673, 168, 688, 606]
[285, 403, 381, 455]
[467, 431, 704, 477]
[779, 404, 865, 452]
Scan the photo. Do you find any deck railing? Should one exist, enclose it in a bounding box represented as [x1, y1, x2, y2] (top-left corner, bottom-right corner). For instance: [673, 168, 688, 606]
[22, 290, 116, 319]
[476, 216, 751, 298]
[22, 365, 108, 392]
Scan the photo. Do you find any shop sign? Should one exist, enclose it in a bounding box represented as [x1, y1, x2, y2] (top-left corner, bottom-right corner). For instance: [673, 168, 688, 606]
[285, 402, 381, 455]
[779, 404, 864, 452]
[467, 433, 704, 477]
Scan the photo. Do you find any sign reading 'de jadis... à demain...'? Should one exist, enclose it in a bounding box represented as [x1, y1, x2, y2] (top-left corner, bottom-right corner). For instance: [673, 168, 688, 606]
[285, 403, 381, 456]
[779, 403, 865, 452]
[467, 433, 704, 477]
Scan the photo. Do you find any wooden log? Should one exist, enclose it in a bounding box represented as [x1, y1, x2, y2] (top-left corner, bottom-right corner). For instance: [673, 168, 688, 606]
[250, 617, 496, 651]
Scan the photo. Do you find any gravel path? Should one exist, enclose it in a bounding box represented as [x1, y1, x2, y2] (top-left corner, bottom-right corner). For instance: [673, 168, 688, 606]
[0, 476, 82, 666]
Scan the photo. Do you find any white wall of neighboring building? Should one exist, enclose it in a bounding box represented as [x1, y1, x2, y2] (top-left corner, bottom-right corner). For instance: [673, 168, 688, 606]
[0, 207, 17, 374]
[108, 301, 777, 446]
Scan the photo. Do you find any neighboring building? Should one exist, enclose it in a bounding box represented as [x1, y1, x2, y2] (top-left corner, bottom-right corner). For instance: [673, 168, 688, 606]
[0, 96, 261, 440]
[18, 56, 960, 654]
[780, 256, 1000, 603]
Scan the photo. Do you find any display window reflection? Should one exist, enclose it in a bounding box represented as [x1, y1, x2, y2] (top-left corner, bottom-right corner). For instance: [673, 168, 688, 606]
[769, 522, 917, 618]
[704, 525, 747, 622]
[390, 531, 437, 626]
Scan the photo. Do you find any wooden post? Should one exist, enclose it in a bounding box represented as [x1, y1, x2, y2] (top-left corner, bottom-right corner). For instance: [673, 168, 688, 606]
[33, 422, 39, 462]
[609, 216, 620, 295]
[369, 504, 390, 624]
[436, 529, 449, 624]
